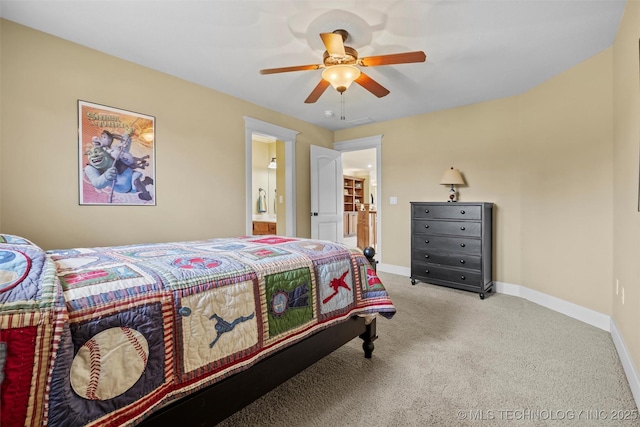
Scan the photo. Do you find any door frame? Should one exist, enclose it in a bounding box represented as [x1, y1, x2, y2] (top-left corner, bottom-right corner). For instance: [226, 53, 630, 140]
[333, 135, 383, 261]
[244, 116, 299, 237]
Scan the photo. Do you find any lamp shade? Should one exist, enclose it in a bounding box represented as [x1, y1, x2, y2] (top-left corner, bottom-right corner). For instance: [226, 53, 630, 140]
[321, 65, 361, 93]
[268, 158, 277, 169]
[440, 167, 465, 185]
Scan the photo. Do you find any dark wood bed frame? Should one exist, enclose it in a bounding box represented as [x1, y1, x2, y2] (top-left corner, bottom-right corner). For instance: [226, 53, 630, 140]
[138, 250, 380, 426]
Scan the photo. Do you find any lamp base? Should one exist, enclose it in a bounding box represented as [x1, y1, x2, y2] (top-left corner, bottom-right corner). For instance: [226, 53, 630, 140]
[448, 185, 458, 202]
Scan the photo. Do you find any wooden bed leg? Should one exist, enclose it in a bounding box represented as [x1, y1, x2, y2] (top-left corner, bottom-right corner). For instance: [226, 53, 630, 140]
[359, 318, 378, 359]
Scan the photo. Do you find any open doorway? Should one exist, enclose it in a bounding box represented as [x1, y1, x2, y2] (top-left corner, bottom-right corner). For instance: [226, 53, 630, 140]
[251, 135, 281, 235]
[334, 135, 382, 261]
[243, 117, 299, 237]
[342, 149, 377, 250]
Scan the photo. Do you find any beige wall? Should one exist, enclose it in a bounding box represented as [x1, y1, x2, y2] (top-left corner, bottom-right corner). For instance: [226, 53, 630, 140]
[613, 0, 640, 379]
[0, 20, 333, 249]
[518, 49, 613, 313]
[337, 46, 614, 312]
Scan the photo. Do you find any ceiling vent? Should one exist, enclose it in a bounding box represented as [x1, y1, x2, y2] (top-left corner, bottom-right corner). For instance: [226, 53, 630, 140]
[347, 117, 374, 126]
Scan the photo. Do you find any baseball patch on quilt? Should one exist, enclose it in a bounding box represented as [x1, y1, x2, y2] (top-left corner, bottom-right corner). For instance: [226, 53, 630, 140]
[316, 258, 354, 315]
[48, 301, 167, 425]
[265, 267, 314, 337]
[0, 249, 30, 293]
[179, 279, 259, 374]
[70, 327, 149, 400]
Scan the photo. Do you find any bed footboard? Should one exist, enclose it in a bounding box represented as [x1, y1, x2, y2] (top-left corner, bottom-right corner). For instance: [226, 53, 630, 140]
[139, 315, 376, 426]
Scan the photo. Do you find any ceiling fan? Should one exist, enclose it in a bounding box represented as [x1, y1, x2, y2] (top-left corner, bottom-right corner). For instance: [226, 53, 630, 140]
[259, 29, 426, 104]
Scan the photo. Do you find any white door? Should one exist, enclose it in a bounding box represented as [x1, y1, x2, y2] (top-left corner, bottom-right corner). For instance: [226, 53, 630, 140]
[310, 145, 343, 242]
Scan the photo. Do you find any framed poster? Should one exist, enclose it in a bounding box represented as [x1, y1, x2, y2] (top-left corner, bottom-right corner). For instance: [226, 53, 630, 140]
[78, 100, 155, 205]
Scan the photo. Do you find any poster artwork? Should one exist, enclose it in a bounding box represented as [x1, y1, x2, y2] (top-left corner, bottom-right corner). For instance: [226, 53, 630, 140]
[78, 100, 156, 205]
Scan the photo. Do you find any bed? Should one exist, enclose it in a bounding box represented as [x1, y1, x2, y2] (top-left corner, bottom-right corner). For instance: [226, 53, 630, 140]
[0, 233, 395, 426]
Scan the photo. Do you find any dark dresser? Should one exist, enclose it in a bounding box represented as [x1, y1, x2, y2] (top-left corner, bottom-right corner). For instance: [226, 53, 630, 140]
[410, 202, 493, 299]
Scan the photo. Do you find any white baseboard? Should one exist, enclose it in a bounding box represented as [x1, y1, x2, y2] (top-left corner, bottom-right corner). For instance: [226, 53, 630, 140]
[377, 263, 410, 277]
[610, 319, 640, 409]
[376, 266, 640, 411]
[494, 281, 610, 331]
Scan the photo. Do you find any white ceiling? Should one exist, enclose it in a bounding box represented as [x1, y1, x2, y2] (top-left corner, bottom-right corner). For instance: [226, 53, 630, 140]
[0, 0, 626, 131]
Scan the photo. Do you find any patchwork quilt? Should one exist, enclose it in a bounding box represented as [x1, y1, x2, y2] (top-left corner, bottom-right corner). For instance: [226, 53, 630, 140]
[0, 234, 395, 427]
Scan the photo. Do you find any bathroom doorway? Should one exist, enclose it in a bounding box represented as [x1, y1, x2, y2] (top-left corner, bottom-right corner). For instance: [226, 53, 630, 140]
[251, 135, 281, 235]
[244, 117, 298, 237]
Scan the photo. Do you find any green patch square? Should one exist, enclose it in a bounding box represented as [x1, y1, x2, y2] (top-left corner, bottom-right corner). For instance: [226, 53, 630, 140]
[265, 267, 314, 337]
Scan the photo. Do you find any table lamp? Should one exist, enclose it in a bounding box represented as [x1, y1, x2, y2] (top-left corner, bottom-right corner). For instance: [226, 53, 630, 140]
[440, 167, 465, 202]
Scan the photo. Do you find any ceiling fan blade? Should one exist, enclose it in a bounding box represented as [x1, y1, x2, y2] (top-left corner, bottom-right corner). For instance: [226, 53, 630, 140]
[320, 32, 346, 58]
[305, 79, 331, 103]
[359, 51, 426, 67]
[354, 72, 390, 98]
[260, 64, 321, 75]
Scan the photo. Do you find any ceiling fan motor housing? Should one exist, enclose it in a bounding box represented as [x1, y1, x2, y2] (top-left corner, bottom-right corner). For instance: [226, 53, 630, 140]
[323, 46, 358, 66]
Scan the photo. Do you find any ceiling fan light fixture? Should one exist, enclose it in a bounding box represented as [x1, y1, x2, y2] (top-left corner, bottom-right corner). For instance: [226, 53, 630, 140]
[322, 64, 361, 93]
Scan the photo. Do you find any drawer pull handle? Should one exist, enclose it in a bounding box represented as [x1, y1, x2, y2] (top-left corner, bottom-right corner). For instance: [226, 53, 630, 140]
[460, 243, 466, 247]
[425, 269, 430, 274]
[460, 210, 466, 214]
[460, 259, 465, 264]
[425, 255, 430, 259]
[461, 275, 466, 280]
[424, 224, 429, 228]
[460, 226, 466, 230]
[425, 240, 430, 244]
[425, 209, 430, 213]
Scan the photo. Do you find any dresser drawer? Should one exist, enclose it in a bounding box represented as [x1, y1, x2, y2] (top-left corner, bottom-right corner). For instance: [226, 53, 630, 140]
[412, 234, 482, 255]
[411, 250, 482, 270]
[412, 204, 481, 220]
[411, 262, 483, 287]
[412, 219, 481, 238]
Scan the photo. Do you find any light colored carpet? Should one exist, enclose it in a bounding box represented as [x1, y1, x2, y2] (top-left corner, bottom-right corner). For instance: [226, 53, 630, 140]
[217, 272, 638, 426]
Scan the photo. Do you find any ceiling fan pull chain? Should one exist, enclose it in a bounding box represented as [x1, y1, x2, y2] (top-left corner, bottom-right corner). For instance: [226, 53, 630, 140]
[340, 92, 345, 120]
